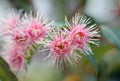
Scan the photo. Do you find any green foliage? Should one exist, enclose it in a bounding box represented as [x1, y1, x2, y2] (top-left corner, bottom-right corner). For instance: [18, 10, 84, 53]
[101, 25, 120, 52]
[97, 49, 120, 81]
[0, 57, 18, 81]
[82, 50, 98, 72]
[10, 0, 31, 12]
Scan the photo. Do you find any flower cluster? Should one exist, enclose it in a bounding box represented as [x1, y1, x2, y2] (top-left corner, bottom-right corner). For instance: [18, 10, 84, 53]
[42, 14, 100, 69]
[0, 9, 100, 71]
[0, 9, 52, 72]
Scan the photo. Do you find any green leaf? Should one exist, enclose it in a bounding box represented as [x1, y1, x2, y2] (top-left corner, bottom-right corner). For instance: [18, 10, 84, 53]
[101, 25, 120, 52]
[25, 46, 35, 65]
[82, 49, 98, 72]
[0, 57, 18, 81]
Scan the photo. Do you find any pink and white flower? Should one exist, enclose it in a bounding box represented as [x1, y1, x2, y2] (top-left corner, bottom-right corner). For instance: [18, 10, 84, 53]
[42, 28, 81, 69]
[0, 8, 100, 71]
[11, 29, 31, 48]
[68, 24, 89, 49]
[21, 12, 53, 42]
[65, 13, 100, 55]
[3, 48, 25, 72]
[50, 36, 71, 57]
[0, 10, 53, 71]
[0, 9, 21, 31]
[26, 20, 46, 41]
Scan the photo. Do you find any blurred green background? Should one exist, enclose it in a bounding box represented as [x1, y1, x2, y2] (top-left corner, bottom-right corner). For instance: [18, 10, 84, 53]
[1, 0, 120, 81]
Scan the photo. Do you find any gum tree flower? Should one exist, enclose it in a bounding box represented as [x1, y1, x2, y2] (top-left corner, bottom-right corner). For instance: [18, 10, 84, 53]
[42, 28, 81, 69]
[65, 13, 100, 55]
[0, 9, 26, 48]
[0, 9, 22, 31]
[0, 9, 53, 72]
[68, 24, 89, 49]
[27, 20, 45, 41]
[50, 36, 71, 57]
[0, 8, 100, 72]
[11, 29, 31, 49]
[0, 9, 31, 50]
[1, 19, 31, 51]
[3, 48, 25, 72]
[21, 12, 53, 42]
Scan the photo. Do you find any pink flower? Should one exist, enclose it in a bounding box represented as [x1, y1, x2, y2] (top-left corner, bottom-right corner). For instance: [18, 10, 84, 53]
[0, 9, 22, 42]
[12, 30, 30, 45]
[4, 27, 32, 50]
[5, 16, 19, 28]
[4, 48, 24, 71]
[21, 12, 53, 42]
[0, 9, 21, 30]
[69, 24, 89, 49]
[50, 36, 71, 57]
[65, 13, 100, 54]
[9, 53, 24, 71]
[0, 9, 53, 71]
[27, 20, 46, 41]
[42, 28, 81, 69]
